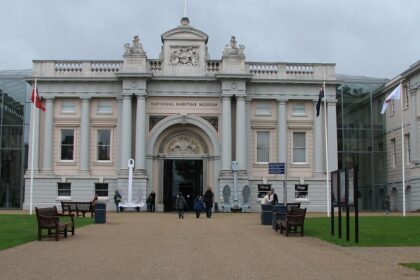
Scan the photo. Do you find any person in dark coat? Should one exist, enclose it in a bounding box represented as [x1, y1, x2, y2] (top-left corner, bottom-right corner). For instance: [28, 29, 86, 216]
[203, 186, 215, 218]
[270, 188, 278, 205]
[113, 189, 122, 212]
[193, 194, 204, 218]
[175, 192, 187, 219]
[150, 191, 156, 212]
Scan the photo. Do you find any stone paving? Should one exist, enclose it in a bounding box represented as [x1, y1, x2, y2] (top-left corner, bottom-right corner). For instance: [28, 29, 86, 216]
[0, 211, 419, 280]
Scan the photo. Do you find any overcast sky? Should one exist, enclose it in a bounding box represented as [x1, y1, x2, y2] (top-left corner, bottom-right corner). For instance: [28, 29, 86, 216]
[1, 0, 419, 78]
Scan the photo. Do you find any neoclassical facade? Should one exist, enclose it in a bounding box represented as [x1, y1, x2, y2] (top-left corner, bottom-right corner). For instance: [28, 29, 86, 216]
[24, 18, 338, 212]
[380, 61, 420, 212]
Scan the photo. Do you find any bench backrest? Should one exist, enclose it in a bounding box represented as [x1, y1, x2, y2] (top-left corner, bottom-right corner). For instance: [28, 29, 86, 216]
[288, 207, 306, 224]
[35, 206, 59, 227]
[286, 202, 301, 211]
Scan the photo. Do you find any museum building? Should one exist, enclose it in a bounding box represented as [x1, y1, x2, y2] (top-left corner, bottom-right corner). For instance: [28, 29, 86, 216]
[23, 18, 338, 212]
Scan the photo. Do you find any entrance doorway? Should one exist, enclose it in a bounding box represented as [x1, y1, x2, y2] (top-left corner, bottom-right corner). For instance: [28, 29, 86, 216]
[163, 159, 203, 211]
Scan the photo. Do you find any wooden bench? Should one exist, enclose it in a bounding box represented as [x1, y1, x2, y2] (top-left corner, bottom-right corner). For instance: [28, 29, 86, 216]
[35, 206, 75, 241]
[61, 201, 94, 217]
[275, 207, 307, 237]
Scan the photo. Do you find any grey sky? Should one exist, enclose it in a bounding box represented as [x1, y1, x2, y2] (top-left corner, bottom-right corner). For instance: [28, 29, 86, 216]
[1, 0, 419, 78]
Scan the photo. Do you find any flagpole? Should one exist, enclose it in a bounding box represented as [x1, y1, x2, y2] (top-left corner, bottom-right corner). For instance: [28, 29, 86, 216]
[29, 78, 37, 215]
[323, 80, 330, 217]
[400, 82, 406, 217]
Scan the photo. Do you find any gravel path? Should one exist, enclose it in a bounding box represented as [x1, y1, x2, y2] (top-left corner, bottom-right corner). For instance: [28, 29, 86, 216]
[0, 212, 419, 280]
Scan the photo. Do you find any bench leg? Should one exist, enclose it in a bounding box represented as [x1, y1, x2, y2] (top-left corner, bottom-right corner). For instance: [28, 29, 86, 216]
[38, 228, 42, 241]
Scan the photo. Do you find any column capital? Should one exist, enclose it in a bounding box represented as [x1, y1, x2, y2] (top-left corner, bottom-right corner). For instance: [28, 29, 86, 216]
[80, 96, 91, 101]
[44, 96, 55, 101]
[276, 99, 288, 104]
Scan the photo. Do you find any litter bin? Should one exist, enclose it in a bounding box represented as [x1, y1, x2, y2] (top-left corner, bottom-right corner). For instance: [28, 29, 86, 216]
[260, 204, 273, 225]
[95, 202, 106, 223]
[214, 202, 219, 212]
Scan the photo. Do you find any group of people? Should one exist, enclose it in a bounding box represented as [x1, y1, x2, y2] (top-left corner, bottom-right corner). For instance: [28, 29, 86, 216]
[261, 188, 279, 205]
[111, 187, 217, 217]
[175, 187, 214, 219]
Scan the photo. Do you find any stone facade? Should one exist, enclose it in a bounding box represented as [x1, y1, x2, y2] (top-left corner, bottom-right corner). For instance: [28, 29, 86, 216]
[380, 61, 420, 212]
[25, 18, 338, 212]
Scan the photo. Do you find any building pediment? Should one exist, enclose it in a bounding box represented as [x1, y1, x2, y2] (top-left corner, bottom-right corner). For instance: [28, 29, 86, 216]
[161, 18, 208, 43]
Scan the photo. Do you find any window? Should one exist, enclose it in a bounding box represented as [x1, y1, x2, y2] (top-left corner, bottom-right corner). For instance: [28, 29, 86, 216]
[61, 129, 74, 160]
[391, 138, 396, 167]
[97, 101, 112, 114]
[293, 132, 306, 163]
[405, 134, 410, 164]
[61, 101, 76, 114]
[391, 100, 396, 115]
[95, 183, 108, 197]
[403, 85, 409, 109]
[292, 103, 305, 116]
[295, 184, 308, 200]
[97, 129, 111, 161]
[256, 131, 270, 163]
[256, 102, 271, 116]
[57, 183, 71, 197]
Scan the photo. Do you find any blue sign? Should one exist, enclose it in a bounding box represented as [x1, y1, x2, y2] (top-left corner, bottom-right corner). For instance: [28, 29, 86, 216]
[268, 162, 285, 174]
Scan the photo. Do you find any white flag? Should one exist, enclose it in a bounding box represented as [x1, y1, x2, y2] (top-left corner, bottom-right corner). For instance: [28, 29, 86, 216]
[380, 84, 402, 114]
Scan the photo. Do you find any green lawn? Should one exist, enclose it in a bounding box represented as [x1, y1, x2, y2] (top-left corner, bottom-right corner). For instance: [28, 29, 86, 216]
[0, 214, 93, 251]
[305, 216, 420, 247]
[400, 263, 420, 271]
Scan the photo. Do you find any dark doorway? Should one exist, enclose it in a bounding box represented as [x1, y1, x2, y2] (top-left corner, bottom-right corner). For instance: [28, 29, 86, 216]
[163, 159, 203, 211]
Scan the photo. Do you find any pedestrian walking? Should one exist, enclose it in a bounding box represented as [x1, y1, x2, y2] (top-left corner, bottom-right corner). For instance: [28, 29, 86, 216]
[203, 186, 215, 218]
[114, 189, 122, 212]
[193, 194, 204, 218]
[175, 192, 187, 219]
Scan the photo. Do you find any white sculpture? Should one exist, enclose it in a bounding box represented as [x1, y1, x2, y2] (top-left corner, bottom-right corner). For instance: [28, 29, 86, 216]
[118, 159, 144, 212]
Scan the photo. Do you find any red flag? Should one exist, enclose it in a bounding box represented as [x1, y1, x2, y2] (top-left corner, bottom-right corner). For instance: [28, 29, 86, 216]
[31, 88, 46, 112]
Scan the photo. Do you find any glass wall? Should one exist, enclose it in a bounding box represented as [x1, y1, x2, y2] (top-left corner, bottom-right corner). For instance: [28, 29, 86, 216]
[336, 74, 387, 210]
[0, 70, 30, 209]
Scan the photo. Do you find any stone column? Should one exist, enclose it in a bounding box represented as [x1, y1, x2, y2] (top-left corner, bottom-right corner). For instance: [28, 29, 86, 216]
[277, 100, 287, 163]
[410, 89, 418, 162]
[115, 97, 123, 172]
[42, 97, 54, 171]
[221, 96, 232, 170]
[135, 95, 146, 170]
[235, 96, 246, 170]
[314, 100, 324, 173]
[120, 95, 132, 170]
[327, 100, 338, 172]
[29, 108, 40, 171]
[80, 97, 90, 173]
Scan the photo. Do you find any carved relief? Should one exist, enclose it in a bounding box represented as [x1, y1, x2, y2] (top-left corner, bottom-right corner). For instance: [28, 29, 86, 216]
[169, 47, 199, 66]
[166, 135, 202, 155]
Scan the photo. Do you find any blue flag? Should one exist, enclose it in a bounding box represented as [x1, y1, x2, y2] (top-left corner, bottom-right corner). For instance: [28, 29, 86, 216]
[316, 85, 324, 117]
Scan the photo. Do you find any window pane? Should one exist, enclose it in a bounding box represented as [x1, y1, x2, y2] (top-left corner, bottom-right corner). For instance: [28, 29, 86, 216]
[257, 131, 269, 162]
[293, 132, 306, 162]
[61, 101, 76, 113]
[95, 183, 108, 197]
[97, 101, 112, 114]
[256, 103, 270, 115]
[57, 183, 71, 196]
[1, 126, 23, 148]
[61, 129, 74, 160]
[97, 129, 111, 161]
[292, 103, 305, 115]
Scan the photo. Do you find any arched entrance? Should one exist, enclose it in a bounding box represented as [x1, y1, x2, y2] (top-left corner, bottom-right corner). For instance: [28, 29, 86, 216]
[162, 134, 205, 211]
[146, 116, 221, 212]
